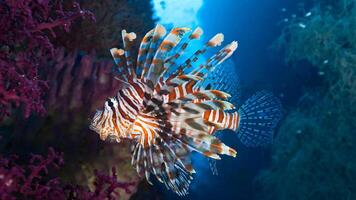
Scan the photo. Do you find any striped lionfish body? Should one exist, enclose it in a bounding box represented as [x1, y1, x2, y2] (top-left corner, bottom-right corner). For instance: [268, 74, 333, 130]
[90, 25, 282, 195]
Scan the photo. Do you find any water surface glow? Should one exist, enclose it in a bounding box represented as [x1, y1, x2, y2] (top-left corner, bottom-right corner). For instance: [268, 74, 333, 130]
[152, 0, 203, 27]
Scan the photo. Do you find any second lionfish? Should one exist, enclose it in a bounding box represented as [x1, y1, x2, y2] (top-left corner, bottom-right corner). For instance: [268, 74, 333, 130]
[90, 24, 282, 195]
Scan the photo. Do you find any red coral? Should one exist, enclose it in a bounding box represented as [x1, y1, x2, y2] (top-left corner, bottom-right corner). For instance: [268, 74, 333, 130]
[0, 0, 94, 121]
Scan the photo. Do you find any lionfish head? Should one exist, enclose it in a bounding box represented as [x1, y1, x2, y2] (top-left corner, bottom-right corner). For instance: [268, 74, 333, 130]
[90, 98, 121, 143]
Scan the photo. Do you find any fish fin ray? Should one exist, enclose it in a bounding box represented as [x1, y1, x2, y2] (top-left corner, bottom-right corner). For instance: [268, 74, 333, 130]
[237, 91, 282, 147]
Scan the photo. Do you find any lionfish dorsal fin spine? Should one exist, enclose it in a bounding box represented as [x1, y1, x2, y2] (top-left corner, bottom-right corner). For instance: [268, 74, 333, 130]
[110, 48, 129, 79]
[162, 27, 203, 74]
[146, 27, 191, 85]
[141, 24, 167, 78]
[121, 30, 137, 77]
[191, 41, 238, 78]
[136, 28, 155, 77]
[169, 33, 224, 78]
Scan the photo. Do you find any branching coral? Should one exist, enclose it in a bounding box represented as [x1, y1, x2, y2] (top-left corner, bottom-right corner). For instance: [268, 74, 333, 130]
[258, 0, 356, 199]
[0, 0, 94, 121]
[0, 148, 136, 200]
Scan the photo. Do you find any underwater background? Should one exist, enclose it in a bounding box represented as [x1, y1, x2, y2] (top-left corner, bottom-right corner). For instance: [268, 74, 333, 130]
[0, 0, 355, 199]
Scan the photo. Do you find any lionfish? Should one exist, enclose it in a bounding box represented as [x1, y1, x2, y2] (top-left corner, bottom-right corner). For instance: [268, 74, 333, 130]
[90, 24, 281, 195]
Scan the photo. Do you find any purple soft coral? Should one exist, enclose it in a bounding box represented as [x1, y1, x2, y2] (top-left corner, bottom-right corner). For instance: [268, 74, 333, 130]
[0, 148, 65, 200]
[0, 0, 94, 121]
[0, 148, 136, 200]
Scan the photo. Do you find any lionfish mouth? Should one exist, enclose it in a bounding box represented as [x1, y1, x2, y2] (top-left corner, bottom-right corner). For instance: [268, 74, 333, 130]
[89, 110, 102, 132]
[106, 134, 121, 143]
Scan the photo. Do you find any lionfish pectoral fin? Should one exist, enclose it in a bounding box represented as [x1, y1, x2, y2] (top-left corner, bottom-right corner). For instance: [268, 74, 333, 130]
[145, 171, 153, 185]
[130, 131, 194, 196]
[237, 90, 282, 147]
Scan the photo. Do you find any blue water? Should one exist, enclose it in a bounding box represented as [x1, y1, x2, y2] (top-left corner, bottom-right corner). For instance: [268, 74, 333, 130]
[151, 0, 312, 199]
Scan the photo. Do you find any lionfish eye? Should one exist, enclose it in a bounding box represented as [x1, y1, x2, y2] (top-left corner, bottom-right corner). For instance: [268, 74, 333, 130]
[107, 99, 114, 107]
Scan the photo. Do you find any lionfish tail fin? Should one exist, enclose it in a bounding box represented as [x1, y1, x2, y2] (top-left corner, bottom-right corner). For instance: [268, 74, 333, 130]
[237, 91, 282, 147]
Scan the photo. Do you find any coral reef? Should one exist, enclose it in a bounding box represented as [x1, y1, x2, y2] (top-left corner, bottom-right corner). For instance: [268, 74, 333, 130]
[258, 0, 356, 199]
[0, 148, 136, 200]
[276, 0, 356, 107]
[0, 0, 94, 121]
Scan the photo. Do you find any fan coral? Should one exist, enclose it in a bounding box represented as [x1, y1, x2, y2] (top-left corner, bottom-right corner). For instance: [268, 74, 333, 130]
[0, 148, 136, 200]
[258, 0, 356, 199]
[0, 0, 94, 121]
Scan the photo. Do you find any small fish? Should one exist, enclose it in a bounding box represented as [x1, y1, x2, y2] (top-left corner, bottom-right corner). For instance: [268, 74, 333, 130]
[90, 24, 282, 196]
[298, 23, 306, 28]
